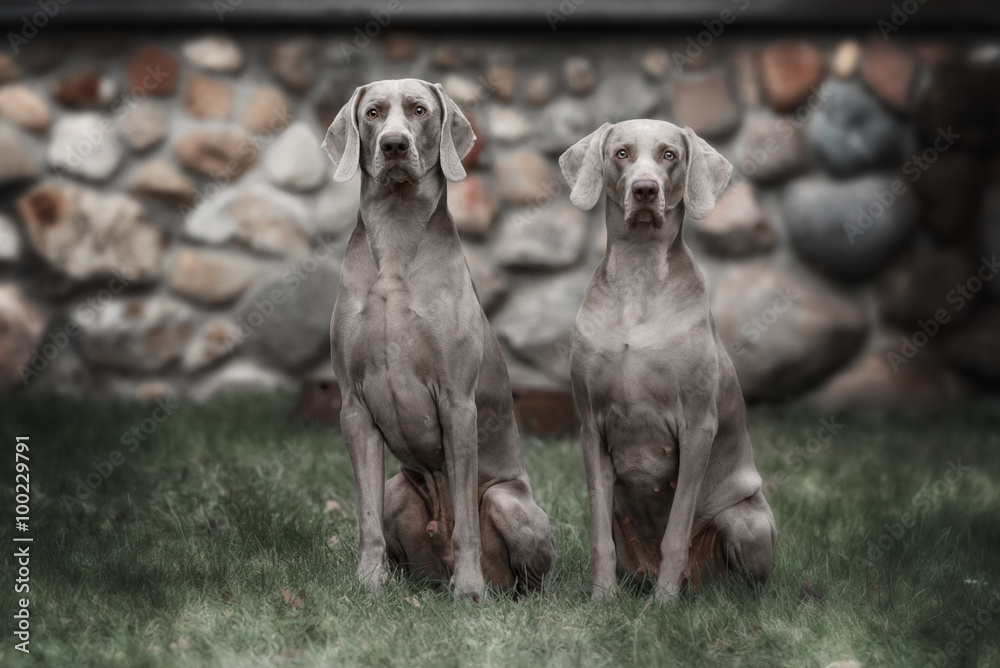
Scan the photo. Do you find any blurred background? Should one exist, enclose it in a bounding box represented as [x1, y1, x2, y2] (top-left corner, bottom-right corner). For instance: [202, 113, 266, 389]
[1, 0, 999, 427]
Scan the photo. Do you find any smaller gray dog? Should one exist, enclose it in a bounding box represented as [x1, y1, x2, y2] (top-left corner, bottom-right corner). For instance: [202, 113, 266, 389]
[560, 120, 776, 602]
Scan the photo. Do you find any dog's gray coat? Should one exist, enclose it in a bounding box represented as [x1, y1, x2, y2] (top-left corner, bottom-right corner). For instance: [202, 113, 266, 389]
[324, 79, 553, 602]
[560, 120, 776, 602]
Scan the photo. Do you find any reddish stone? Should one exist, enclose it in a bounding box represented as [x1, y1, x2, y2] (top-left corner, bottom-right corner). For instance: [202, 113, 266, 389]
[54, 70, 104, 108]
[173, 130, 257, 179]
[670, 73, 741, 139]
[294, 375, 342, 425]
[382, 32, 420, 62]
[862, 41, 918, 113]
[184, 74, 234, 120]
[447, 176, 497, 237]
[128, 45, 180, 97]
[759, 42, 826, 113]
[512, 389, 579, 436]
[461, 112, 483, 171]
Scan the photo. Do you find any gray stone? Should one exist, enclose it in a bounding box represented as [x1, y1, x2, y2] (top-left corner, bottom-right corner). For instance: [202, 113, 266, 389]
[0, 284, 47, 390]
[190, 359, 294, 402]
[696, 183, 776, 258]
[0, 215, 20, 262]
[236, 263, 339, 371]
[712, 262, 868, 400]
[495, 203, 587, 269]
[493, 270, 591, 382]
[308, 173, 361, 239]
[563, 57, 597, 95]
[487, 106, 533, 144]
[48, 114, 122, 182]
[182, 318, 240, 372]
[18, 182, 166, 282]
[464, 248, 508, 315]
[808, 81, 906, 177]
[184, 185, 310, 257]
[536, 99, 593, 155]
[265, 122, 328, 192]
[168, 248, 256, 306]
[268, 36, 320, 96]
[182, 35, 244, 73]
[523, 72, 558, 107]
[76, 295, 192, 373]
[593, 73, 658, 124]
[737, 113, 808, 183]
[783, 175, 918, 281]
[118, 102, 169, 152]
[0, 123, 41, 184]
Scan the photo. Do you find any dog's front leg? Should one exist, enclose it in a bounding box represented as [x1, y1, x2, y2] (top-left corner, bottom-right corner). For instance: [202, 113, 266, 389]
[581, 419, 617, 600]
[342, 394, 388, 590]
[440, 393, 485, 602]
[654, 411, 717, 603]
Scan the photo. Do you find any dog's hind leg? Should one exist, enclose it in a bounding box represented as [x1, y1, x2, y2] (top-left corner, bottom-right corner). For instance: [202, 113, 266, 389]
[479, 480, 554, 595]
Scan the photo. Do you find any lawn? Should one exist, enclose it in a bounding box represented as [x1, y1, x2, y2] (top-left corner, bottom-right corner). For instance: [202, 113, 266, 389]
[2, 394, 1000, 667]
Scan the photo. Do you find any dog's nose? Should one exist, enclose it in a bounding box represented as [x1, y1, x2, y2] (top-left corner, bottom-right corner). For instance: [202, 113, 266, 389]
[631, 180, 659, 202]
[379, 133, 410, 159]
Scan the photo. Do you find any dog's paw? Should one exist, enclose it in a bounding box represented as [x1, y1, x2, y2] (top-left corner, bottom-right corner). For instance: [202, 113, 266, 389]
[591, 584, 619, 602]
[450, 572, 485, 604]
[358, 561, 387, 591]
[649, 582, 680, 606]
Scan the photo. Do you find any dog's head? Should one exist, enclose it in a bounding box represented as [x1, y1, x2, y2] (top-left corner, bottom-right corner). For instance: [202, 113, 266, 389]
[322, 78, 475, 186]
[559, 120, 732, 230]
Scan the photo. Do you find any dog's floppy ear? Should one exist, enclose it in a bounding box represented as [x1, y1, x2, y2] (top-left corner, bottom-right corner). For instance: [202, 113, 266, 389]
[680, 126, 733, 220]
[322, 85, 367, 183]
[430, 82, 476, 182]
[559, 122, 612, 210]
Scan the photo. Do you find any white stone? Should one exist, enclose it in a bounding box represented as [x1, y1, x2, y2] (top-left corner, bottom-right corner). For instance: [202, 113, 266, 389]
[48, 114, 122, 181]
[264, 121, 328, 191]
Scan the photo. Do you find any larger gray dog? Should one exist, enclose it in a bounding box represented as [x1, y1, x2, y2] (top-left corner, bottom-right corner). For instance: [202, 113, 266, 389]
[559, 120, 776, 602]
[323, 79, 553, 602]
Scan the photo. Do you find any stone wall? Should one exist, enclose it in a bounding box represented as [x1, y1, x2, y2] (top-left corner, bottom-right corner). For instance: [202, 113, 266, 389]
[0, 29, 998, 408]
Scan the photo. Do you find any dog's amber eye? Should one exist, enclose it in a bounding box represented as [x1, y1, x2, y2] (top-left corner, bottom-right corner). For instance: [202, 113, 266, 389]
[366, 108, 378, 118]
[664, 150, 676, 161]
[616, 149, 628, 159]
[414, 106, 426, 116]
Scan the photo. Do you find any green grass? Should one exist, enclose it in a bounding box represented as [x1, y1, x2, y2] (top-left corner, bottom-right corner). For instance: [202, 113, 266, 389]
[2, 394, 1000, 667]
